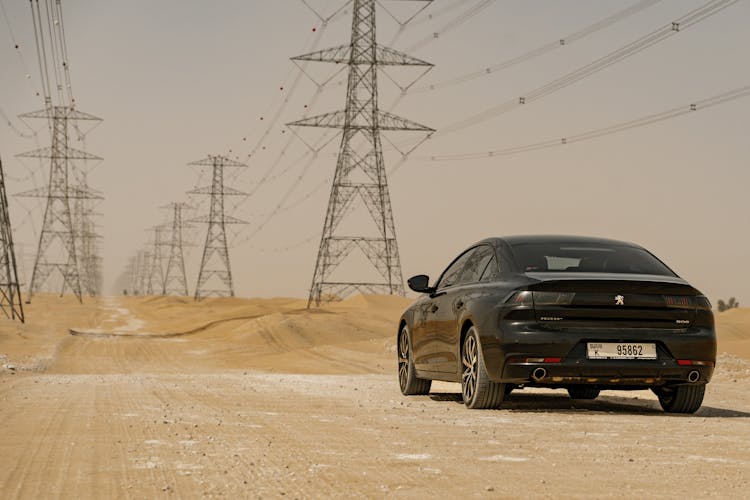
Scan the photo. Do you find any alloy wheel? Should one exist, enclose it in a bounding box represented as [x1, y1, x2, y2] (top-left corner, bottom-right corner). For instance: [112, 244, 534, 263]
[398, 329, 410, 392]
[462, 334, 478, 402]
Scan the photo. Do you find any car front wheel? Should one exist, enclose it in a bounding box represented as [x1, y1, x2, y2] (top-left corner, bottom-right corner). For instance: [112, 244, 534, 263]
[461, 326, 505, 409]
[398, 326, 431, 395]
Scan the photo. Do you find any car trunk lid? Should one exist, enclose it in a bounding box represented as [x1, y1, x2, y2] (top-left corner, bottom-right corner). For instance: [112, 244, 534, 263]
[525, 273, 698, 329]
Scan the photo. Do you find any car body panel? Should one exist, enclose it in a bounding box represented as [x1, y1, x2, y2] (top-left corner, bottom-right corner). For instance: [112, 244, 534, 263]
[400, 235, 717, 390]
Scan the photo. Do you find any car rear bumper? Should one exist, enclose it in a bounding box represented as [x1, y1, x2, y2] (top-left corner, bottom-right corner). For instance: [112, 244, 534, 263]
[482, 320, 716, 387]
[501, 360, 714, 387]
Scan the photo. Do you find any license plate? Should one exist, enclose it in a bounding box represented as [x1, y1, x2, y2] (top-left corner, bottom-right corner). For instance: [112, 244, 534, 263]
[587, 342, 656, 360]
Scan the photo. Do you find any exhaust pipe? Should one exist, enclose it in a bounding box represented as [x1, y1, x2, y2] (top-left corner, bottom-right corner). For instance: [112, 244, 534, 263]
[687, 370, 700, 383]
[531, 367, 547, 382]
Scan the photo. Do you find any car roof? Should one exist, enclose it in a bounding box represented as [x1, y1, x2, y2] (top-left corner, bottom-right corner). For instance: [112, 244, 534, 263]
[478, 235, 643, 248]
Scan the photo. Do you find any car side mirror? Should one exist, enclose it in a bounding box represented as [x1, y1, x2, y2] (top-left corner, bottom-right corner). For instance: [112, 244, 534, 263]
[407, 274, 434, 294]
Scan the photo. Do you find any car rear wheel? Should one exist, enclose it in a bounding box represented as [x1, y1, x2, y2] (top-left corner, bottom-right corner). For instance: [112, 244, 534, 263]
[461, 326, 505, 409]
[654, 384, 705, 414]
[398, 326, 431, 395]
[567, 386, 600, 400]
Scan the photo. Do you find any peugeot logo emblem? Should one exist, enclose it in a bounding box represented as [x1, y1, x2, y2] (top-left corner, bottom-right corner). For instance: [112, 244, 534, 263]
[615, 295, 625, 306]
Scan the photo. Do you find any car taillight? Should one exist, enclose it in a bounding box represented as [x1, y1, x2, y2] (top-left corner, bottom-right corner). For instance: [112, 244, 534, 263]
[505, 291, 575, 307]
[532, 291, 575, 306]
[696, 296, 712, 311]
[506, 291, 533, 306]
[663, 295, 695, 309]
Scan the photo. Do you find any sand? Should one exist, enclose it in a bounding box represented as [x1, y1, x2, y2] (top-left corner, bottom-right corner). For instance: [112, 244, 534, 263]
[715, 307, 750, 359]
[1, 295, 749, 498]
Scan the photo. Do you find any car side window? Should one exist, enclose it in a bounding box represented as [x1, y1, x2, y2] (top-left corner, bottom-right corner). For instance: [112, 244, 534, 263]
[461, 245, 495, 284]
[437, 247, 480, 289]
[437, 245, 495, 289]
[479, 254, 501, 282]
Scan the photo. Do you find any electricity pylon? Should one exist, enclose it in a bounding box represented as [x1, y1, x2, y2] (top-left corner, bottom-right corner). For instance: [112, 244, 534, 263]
[289, 0, 434, 307]
[124, 255, 136, 295]
[72, 170, 104, 297]
[161, 202, 190, 296]
[137, 250, 151, 296]
[16, 106, 102, 302]
[188, 155, 247, 299]
[146, 225, 168, 295]
[0, 157, 25, 322]
[126, 251, 148, 296]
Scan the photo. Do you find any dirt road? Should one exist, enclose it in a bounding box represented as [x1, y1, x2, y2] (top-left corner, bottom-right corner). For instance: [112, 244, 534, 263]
[1, 296, 749, 498]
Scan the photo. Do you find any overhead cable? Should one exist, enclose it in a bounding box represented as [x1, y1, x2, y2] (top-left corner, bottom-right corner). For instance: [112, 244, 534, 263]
[437, 0, 740, 136]
[412, 84, 750, 162]
[407, 0, 664, 95]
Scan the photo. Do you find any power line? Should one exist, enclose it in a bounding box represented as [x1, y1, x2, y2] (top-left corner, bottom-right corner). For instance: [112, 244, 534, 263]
[403, 0, 496, 53]
[18, 1, 104, 303]
[0, 107, 36, 139]
[221, 17, 341, 201]
[1, 0, 40, 98]
[411, 84, 750, 162]
[16, 106, 102, 303]
[406, 0, 663, 95]
[394, 0, 475, 29]
[245, 232, 321, 254]
[437, 0, 740, 136]
[377, 0, 433, 27]
[244, 176, 331, 218]
[231, 153, 319, 246]
[312, 0, 489, 95]
[219, 0, 439, 219]
[226, 1, 442, 239]
[300, 0, 354, 23]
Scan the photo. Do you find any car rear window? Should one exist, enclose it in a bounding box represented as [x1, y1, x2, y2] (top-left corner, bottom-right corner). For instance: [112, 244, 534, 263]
[509, 242, 676, 276]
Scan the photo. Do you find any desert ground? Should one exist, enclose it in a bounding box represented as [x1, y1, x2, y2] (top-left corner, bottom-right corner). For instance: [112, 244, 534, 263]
[1, 294, 749, 499]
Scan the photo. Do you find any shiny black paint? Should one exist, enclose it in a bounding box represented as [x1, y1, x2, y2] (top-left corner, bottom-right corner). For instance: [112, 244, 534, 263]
[400, 236, 717, 389]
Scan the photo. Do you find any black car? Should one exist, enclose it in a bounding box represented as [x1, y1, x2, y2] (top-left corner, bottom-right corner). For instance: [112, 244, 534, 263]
[397, 235, 716, 413]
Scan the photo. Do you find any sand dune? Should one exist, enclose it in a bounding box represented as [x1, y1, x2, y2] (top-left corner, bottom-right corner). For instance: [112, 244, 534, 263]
[1, 295, 749, 498]
[11, 294, 410, 376]
[2, 296, 749, 377]
[715, 307, 750, 359]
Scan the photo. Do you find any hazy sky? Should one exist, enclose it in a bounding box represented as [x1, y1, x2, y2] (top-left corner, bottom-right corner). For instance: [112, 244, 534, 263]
[1, 0, 749, 304]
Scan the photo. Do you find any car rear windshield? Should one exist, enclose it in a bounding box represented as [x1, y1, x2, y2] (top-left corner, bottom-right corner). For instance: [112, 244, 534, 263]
[509, 242, 676, 276]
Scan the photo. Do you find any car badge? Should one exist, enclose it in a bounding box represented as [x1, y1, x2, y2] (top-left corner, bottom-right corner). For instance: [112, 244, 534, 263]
[615, 295, 625, 306]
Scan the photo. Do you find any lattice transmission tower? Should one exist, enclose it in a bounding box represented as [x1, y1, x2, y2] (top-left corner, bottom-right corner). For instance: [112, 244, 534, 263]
[125, 250, 149, 296]
[0, 157, 25, 322]
[72, 170, 104, 297]
[146, 225, 168, 295]
[161, 202, 190, 296]
[15, 1, 103, 303]
[136, 250, 151, 296]
[123, 256, 136, 295]
[188, 155, 247, 299]
[16, 107, 102, 302]
[289, 0, 434, 307]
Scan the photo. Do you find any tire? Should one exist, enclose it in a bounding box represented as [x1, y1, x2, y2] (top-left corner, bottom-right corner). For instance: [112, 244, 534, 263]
[461, 326, 505, 409]
[567, 386, 600, 400]
[398, 325, 431, 395]
[656, 384, 705, 414]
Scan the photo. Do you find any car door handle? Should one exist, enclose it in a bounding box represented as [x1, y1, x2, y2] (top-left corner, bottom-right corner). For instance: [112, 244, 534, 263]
[430, 304, 439, 313]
